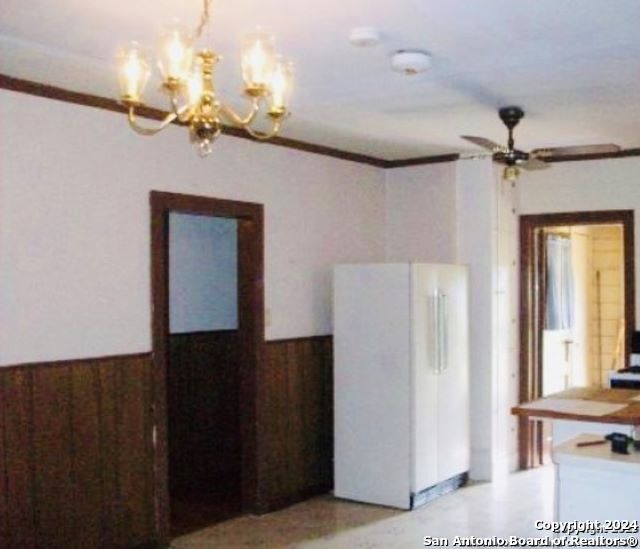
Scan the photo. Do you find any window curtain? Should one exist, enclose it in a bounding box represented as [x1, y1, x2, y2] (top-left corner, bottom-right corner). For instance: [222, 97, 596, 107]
[545, 234, 574, 330]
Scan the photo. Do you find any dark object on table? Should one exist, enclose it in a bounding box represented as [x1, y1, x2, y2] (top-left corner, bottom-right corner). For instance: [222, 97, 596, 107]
[605, 433, 632, 455]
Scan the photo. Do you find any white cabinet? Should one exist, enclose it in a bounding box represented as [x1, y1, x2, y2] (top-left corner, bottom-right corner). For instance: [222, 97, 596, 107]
[554, 434, 640, 523]
[334, 263, 470, 509]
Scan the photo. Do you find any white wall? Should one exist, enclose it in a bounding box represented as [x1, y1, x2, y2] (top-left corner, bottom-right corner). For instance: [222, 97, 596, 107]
[169, 213, 238, 333]
[518, 157, 640, 326]
[385, 163, 457, 263]
[455, 158, 498, 479]
[456, 159, 519, 478]
[0, 89, 385, 366]
[490, 165, 520, 477]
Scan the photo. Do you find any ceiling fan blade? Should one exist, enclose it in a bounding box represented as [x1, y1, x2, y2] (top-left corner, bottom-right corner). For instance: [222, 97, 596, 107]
[532, 143, 621, 158]
[520, 157, 550, 170]
[461, 135, 506, 153]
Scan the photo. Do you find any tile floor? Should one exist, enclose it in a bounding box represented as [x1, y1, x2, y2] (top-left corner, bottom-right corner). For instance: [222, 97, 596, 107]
[172, 466, 555, 548]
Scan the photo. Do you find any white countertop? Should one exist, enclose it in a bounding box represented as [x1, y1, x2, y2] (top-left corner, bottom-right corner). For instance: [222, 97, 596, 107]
[554, 433, 640, 475]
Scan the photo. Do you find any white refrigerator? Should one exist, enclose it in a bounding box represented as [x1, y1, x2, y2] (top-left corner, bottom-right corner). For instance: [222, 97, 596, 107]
[333, 263, 470, 509]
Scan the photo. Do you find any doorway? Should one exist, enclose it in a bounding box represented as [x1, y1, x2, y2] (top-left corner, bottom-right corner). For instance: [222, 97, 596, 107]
[150, 191, 264, 543]
[519, 211, 635, 469]
[167, 213, 241, 535]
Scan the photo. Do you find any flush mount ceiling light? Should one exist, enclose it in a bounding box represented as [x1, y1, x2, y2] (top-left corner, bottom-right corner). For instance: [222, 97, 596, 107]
[349, 27, 381, 47]
[391, 50, 432, 75]
[116, 0, 293, 156]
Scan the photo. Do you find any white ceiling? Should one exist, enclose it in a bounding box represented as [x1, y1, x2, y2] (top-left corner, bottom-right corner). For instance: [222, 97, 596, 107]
[2, 0, 640, 160]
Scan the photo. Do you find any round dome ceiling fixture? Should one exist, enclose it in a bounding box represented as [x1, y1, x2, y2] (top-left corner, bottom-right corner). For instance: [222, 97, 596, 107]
[391, 50, 432, 75]
[349, 27, 381, 47]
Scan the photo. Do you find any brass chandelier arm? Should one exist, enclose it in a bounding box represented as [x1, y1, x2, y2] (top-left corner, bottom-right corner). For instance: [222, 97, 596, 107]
[167, 94, 194, 123]
[170, 95, 184, 117]
[218, 97, 261, 127]
[126, 105, 188, 136]
[219, 97, 285, 139]
[244, 118, 283, 141]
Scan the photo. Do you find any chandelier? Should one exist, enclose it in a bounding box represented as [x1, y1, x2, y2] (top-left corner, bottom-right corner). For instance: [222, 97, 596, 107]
[116, 0, 293, 156]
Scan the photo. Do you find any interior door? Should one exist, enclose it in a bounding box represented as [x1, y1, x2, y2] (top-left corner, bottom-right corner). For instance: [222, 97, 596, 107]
[435, 265, 470, 482]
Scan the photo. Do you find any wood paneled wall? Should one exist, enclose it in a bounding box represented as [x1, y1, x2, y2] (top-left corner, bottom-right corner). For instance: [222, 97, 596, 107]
[0, 336, 334, 545]
[0, 354, 155, 549]
[260, 336, 334, 511]
[167, 332, 334, 514]
[167, 330, 241, 505]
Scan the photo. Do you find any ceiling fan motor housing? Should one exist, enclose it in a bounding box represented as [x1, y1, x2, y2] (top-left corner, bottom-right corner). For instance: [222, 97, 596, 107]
[499, 106, 525, 129]
[495, 149, 529, 166]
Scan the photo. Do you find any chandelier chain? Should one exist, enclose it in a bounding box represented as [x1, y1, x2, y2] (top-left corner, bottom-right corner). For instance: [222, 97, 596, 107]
[194, 0, 212, 40]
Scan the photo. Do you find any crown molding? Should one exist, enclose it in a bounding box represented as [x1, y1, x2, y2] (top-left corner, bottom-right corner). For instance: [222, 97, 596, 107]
[385, 153, 461, 168]
[0, 74, 393, 168]
[2, 73, 640, 169]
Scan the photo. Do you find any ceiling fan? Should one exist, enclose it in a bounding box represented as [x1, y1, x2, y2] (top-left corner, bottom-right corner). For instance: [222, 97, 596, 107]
[461, 106, 621, 180]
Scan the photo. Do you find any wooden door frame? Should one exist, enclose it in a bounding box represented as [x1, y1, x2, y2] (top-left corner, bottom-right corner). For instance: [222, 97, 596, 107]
[150, 191, 265, 543]
[519, 210, 635, 469]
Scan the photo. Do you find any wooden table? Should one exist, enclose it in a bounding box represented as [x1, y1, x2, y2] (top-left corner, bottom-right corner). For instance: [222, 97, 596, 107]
[512, 388, 640, 445]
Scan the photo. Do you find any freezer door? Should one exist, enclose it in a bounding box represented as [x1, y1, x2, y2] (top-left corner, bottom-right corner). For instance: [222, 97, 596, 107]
[435, 265, 470, 481]
[334, 263, 412, 509]
[410, 264, 439, 492]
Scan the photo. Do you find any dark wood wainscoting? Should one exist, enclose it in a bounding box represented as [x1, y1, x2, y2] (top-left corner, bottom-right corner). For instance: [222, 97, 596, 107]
[0, 335, 335, 545]
[260, 335, 334, 512]
[0, 353, 155, 548]
[165, 332, 334, 517]
[167, 330, 242, 534]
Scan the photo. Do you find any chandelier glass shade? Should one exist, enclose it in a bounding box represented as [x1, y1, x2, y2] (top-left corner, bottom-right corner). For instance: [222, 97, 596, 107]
[116, 0, 293, 156]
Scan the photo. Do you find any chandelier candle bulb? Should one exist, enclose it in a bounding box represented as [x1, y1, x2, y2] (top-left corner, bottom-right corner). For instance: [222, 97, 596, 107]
[242, 31, 277, 96]
[269, 59, 293, 115]
[117, 43, 150, 105]
[158, 22, 193, 89]
[186, 58, 205, 108]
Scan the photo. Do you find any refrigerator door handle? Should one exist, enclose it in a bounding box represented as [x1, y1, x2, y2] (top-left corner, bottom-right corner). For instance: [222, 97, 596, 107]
[432, 289, 441, 374]
[440, 293, 448, 372]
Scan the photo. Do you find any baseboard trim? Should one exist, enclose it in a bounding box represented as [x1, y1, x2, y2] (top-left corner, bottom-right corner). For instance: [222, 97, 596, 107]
[411, 472, 469, 509]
